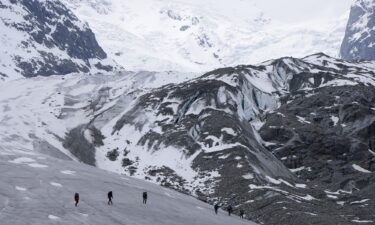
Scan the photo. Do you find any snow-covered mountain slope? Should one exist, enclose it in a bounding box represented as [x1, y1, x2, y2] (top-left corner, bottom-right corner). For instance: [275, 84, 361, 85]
[61, 0, 353, 73]
[341, 0, 375, 61]
[1, 53, 374, 224]
[0, 70, 196, 161]
[0, 153, 254, 225]
[0, 0, 118, 81]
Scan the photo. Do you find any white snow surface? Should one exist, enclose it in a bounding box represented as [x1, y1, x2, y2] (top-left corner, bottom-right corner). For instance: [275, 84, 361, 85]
[0, 154, 254, 225]
[61, 0, 353, 73]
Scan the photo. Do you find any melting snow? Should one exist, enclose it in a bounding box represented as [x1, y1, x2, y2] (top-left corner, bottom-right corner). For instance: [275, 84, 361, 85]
[61, 170, 76, 175]
[9, 157, 35, 164]
[202, 143, 249, 153]
[352, 164, 371, 173]
[221, 128, 236, 136]
[295, 184, 306, 188]
[352, 220, 373, 223]
[266, 176, 293, 187]
[336, 201, 345, 206]
[296, 116, 311, 124]
[330, 116, 339, 126]
[48, 215, 60, 220]
[50, 182, 63, 187]
[299, 195, 315, 201]
[218, 154, 230, 159]
[242, 173, 254, 180]
[15, 186, 27, 191]
[327, 194, 338, 199]
[351, 199, 370, 204]
[289, 166, 305, 173]
[28, 163, 48, 168]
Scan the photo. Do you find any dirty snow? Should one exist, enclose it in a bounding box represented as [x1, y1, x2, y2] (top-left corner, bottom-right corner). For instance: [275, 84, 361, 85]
[352, 164, 371, 173]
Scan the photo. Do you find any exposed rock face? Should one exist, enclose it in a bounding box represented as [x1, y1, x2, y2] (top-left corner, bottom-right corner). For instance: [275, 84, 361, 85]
[259, 55, 375, 224]
[340, 0, 375, 61]
[0, 0, 118, 80]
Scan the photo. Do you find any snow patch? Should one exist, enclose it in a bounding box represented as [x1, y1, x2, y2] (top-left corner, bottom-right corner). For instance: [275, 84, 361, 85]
[15, 186, 27, 191]
[50, 182, 63, 187]
[48, 215, 60, 220]
[352, 164, 371, 173]
[296, 116, 311, 124]
[295, 184, 306, 188]
[330, 116, 339, 126]
[9, 157, 35, 164]
[221, 128, 236, 136]
[28, 163, 48, 168]
[61, 170, 76, 175]
[351, 199, 370, 204]
[289, 166, 305, 173]
[242, 173, 254, 180]
[352, 220, 373, 223]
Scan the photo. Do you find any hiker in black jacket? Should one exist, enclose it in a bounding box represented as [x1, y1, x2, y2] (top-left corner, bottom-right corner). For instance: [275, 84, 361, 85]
[214, 203, 219, 214]
[74, 193, 79, 207]
[227, 205, 233, 216]
[239, 209, 245, 219]
[143, 191, 148, 204]
[108, 191, 113, 205]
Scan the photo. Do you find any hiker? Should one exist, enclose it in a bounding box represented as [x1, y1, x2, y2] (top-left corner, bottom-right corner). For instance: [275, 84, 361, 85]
[214, 203, 219, 214]
[227, 205, 233, 216]
[74, 193, 79, 207]
[239, 209, 245, 219]
[143, 191, 148, 204]
[108, 191, 113, 205]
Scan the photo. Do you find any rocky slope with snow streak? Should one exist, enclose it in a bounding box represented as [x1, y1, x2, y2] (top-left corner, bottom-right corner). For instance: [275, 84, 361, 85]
[1, 54, 374, 224]
[341, 0, 375, 61]
[0, 0, 118, 81]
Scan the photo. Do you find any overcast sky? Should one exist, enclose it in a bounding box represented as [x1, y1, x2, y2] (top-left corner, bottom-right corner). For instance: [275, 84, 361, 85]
[175, 0, 355, 25]
[255, 0, 354, 23]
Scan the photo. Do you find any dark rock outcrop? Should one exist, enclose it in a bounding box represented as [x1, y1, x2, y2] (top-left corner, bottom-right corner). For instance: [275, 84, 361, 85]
[0, 0, 117, 79]
[340, 0, 375, 61]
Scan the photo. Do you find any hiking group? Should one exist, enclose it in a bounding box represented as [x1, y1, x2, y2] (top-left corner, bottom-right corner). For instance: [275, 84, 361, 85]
[73, 191, 148, 207]
[74, 191, 245, 219]
[214, 202, 246, 219]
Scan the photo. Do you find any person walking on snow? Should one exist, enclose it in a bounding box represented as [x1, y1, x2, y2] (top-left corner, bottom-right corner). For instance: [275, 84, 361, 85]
[214, 203, 219, 214]
[108, 191, 113, 205]
[227, 205, 233, 216]
[239, 209, 245, 219]
[143, 191, 148, 204]
[74, 193, 79, 207]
